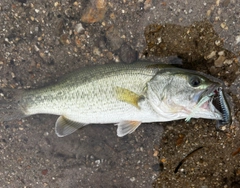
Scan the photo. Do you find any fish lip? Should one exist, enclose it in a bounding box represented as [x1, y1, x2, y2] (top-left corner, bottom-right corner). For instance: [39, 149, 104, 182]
[200, 84, 231, 125]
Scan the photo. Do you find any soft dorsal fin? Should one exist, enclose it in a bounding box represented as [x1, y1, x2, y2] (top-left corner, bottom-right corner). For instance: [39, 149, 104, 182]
[55, 116, 87, 137]
[115, 86, 142, 109]
[116, 120, 141, 137]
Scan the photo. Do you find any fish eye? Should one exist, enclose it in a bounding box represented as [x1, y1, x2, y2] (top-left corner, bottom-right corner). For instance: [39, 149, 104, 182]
[189, 76, 201, 87]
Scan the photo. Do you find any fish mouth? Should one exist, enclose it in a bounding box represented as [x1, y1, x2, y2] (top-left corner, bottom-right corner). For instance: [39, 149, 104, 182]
[202, 85, 231, 126]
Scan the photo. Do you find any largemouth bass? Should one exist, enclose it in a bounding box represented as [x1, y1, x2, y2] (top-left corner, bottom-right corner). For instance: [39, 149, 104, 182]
[0, 62, 231, 137]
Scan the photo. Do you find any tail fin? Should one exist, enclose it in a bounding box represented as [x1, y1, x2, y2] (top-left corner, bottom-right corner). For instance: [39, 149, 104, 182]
[0, 88, 26, 122]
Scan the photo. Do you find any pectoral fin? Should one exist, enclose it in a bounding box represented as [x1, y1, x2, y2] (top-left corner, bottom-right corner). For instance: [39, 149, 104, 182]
[115, 87, 142, 109]
[55, 116, 87, 137]
[116, 120, 141, 137]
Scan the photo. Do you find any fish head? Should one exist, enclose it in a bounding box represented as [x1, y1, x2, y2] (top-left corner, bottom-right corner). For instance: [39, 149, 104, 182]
[147, 68, 231, 124]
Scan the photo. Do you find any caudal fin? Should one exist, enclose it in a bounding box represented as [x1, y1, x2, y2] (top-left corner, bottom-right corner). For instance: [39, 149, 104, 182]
[0, 88, 26, 122]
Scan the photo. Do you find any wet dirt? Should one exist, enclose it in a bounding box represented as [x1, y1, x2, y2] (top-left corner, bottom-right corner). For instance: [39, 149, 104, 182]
[0, 0, 240, 188]
[144, 21, 238, 83]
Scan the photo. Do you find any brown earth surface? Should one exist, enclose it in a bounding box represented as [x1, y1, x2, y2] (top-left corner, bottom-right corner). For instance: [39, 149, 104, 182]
[0, 0, 240, 187]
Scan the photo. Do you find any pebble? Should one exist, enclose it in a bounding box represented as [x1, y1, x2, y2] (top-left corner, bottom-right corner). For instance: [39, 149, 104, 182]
[60, 33, 71, 45]
[75, 37, 82, 48]
[144, 0, 152, 10]
[218, 51, 225, 56]
[220, 22, 228, 30]
[206, 51, 216, 59]
[214, 55, 226, 68]
[93, 47, 101, 56]
[105, 26, 123, 51]
[130, 177, 136, 182]
[74, 23, 84, 34]
[215, 40, 221, 46]
[106, 51, 113, 60]
[152, 163, 161, 171]
[81, 0, 107, 23]
[223, 59, 233, 65]
[235, 35, 240, 44]
[119, 43, 138, 63]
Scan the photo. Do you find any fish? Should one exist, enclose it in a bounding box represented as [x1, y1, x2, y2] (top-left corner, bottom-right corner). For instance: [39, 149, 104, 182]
[0, 62, 231, 137]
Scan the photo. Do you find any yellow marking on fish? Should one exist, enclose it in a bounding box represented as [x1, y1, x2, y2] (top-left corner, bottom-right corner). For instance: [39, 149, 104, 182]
[115, 86, 141, 109]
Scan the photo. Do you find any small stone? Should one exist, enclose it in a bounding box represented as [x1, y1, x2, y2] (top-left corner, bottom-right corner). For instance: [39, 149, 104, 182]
[73, 1, 79, 6]
[54, 2, 60, 7]
[60, 33, 71, 45]
[105, 26, 123, 51]
[93, 47, 101, 56]
[206, 10, 211, 17]
[74, 23, 84, 34]
[235, 35, 240, 44]
[44, 132, 49, 136]
[110, 13, 116, 20]
[160, 158, 167, 163]
[119, 43, 138, 64]
[39, 52, 45, 59]
[206, 51, 216, 59]
[30, 16, 35, 21]
[95, 0, 107, 9]
[153, 149, 159, 157]
[156, 37, 162, 45]
[130, 177, 135, 182]
[223, 59, 233, 65]
[214, 55, 226, 68]
[75, 37, 82, 47]
[215, 40, 221, 46]
[152, 163, 161, 171]
[218, 51, 225, 56]
[144, 0, 152, 10]
[220, 22, 228, 30]
[81, 0, 107, 23]
[11, 72, 15, 78]
[106, 51, 113, 60]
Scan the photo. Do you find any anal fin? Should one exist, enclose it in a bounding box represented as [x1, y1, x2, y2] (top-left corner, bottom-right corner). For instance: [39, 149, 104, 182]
[55, 116, 88, 137]
[116, 120, 141, 137]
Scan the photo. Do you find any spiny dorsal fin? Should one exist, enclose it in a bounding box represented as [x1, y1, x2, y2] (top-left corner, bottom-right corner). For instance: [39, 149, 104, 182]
[55, 116, 87, 137]
[116, 120, 141, 137]
[115, 86, 142, 109]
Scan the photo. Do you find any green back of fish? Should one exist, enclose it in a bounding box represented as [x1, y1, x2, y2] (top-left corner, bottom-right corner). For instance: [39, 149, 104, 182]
[21, 62, 171, 116]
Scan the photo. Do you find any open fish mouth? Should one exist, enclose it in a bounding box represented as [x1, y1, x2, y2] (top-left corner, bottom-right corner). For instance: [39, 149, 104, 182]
[186, 85, 231, 126]
[198, 84, 231, 127]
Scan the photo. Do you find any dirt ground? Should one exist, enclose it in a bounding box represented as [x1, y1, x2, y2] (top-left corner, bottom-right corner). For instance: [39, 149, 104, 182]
[0, 0, 240, 187]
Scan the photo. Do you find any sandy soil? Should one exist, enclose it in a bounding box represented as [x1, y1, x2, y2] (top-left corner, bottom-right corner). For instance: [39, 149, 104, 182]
[0, 0, 240, 187]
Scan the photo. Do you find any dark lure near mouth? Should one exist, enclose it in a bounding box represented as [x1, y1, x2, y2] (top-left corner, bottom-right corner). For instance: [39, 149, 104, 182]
[212, 87, 231, 127]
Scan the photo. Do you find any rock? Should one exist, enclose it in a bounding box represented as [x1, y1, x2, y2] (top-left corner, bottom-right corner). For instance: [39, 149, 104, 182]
[59, 33, 71, 45]
[74, 23, 84, 34]
[105, 26, 123, 51]
[205, 51, 216, 59]
[81, 0, 108, 24]
[119, 43, 138, 64]
[214, 55, 226, 68]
